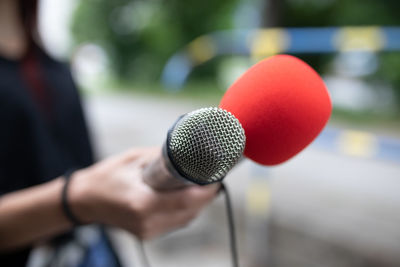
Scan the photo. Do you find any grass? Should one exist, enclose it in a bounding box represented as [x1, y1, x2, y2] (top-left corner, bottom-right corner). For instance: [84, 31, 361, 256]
[83, 80, 224, 105]
[330, 108, 400, 137]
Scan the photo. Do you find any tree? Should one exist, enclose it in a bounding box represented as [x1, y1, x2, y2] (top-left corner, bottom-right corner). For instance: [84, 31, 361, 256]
[71, 0, 239, 82]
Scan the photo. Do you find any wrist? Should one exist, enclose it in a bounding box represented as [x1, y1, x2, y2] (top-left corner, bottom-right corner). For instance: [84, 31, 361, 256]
[66, 169, 96, 225]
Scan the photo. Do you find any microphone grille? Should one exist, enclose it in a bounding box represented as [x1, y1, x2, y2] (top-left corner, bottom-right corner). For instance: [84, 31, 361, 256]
[167, 107, 245, 184]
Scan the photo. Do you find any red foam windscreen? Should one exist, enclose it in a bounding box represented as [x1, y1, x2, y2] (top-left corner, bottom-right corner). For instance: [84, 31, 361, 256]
[219, 55, 332, 165]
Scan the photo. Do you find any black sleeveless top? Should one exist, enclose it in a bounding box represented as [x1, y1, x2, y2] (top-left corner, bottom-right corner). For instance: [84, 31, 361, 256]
[0, 47, 94, 266]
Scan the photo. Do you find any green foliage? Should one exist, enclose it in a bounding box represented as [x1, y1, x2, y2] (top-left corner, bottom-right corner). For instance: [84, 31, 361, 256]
[377, 52, 400, 109]
[71, 0, 239, 82]
[71, 0, 400, 110]
[281, 0, 400, 27]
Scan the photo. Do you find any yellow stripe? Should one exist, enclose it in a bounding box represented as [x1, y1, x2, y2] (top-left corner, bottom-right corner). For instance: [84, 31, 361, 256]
[335, 26, 385, 52]
[187, 36, 216, 65]
[246, 181, 270, 216]
[249, 29, 289, 60]
[338, 130, 378, 157]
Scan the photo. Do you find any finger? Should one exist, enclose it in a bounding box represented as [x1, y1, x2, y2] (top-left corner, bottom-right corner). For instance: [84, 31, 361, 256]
[186, 183, 220, 199]
[150, 183, 219, 212]
[95, 148, 144, 169]
[138, 208, 200, 240]
[121, 147, 161, 169]
[119, 147, 160, 164]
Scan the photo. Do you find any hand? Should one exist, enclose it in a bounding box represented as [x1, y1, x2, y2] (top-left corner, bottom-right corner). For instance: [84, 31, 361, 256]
[68, 147, 219, 239]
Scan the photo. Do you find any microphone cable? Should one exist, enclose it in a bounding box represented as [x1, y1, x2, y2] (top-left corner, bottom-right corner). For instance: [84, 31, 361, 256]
[220, 182, 239, 267]
[137, 182, 240, 267]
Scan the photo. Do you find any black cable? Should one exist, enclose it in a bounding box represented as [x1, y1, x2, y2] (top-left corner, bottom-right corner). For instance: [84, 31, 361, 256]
[220, 182, 239, 267]
[137, 182, 239, 267]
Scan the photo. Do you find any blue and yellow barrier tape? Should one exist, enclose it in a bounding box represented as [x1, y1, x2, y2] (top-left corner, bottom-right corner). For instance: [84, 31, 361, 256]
[313, 127, 400, 163]
[162, 26, 400, 89]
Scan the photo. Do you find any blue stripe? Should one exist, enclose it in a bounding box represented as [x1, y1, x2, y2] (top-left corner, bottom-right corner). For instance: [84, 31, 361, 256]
[382, 27, 400, 51]
[313, 127, 400, 163]
[286, 27, 338, 53]
[377, 137, 400, 163]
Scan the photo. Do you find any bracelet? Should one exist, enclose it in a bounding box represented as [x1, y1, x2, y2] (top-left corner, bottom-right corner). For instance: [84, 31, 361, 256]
[62, 169, 83, 226]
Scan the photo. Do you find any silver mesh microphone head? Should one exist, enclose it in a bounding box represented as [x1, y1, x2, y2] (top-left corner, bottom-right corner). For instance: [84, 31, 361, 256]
[166, 107, 246, 185]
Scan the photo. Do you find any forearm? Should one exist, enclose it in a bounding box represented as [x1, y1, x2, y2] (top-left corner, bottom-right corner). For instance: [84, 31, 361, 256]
[0, 177, 72, 251]
[0, 148, 219, 251]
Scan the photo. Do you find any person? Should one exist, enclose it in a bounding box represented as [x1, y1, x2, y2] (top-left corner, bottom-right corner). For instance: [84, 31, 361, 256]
[0, 0, 219, 266]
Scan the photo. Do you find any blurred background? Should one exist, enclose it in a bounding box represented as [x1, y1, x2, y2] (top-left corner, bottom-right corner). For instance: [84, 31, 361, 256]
[38, 0, 400, 266]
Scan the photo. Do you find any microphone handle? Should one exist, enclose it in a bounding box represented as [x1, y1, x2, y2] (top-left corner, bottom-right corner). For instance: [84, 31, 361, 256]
[142, 145, 193, 191]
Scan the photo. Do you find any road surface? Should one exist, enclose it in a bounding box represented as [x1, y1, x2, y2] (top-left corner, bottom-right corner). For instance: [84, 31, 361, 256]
[83, 92, 400, 267]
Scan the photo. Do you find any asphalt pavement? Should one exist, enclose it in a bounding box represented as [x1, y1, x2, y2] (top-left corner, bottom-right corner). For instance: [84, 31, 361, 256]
[83, 92, 400, 267]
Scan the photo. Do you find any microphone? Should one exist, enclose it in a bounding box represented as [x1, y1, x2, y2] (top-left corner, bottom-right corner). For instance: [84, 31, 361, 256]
[219, 54, 332, 165]
[142, 107, 246, 190]
[143, 54, 331, 190]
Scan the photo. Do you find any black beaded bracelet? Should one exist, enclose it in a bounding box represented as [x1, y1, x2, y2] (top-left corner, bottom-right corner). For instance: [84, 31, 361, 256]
[62, 169, 83, 226]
